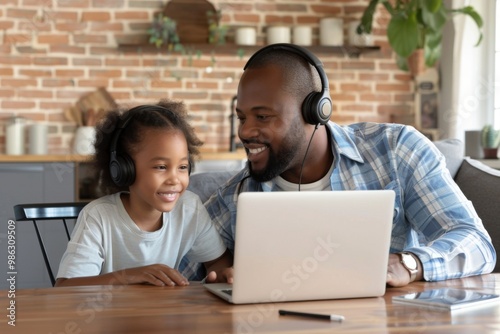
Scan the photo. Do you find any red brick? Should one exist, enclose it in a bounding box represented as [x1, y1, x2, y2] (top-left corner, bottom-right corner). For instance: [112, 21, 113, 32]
[38, 34, 69, 44]
[56, 69, 85, 77]
[19, 69, 52, 77]
[112, 80, 148, 89]
[376, 83, 411, 92]
[55, 22, 88, 32]
[18, 90, 53, 98]
[50, 45, 86, 54]
[78, 79, 110, 87]
[233, 14, 260, 23]
[82, 12, 111, 22]
[361, 93, 392, 103]
[57, 0, 91, 9]
[42, 79, 75, 87]
[73, 58, 103, 66]
[74, 34, 108, 44]
[92, 0, 125, 8]
[310, 5, 342, 16]
[34, 57, 67, 65]
[0, 89, 16, 98]
[89, 22, 123, 32]
[6, 8, 37, 19]
[40, 101, 73, 109]
[340, 83, 373, 92]
[114, 11, 149, 20]
[0, 21, 15, 29]
[2, 100, 36, 109]
[1, 78, 37, 87]
[105, 58, 141, 66]
[0, 67, 14, 75]
[89, 69, 122, 78]
[150, 80, 183, 89]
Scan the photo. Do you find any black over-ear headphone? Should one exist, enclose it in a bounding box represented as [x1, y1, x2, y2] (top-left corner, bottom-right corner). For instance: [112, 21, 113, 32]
[109, 105, 193, 188]
[109, 110, 137, 187]
[243, 43, 333, 125]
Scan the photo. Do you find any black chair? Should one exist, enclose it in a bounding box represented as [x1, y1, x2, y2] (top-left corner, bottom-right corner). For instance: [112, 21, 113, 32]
[13, 202, 89, 286]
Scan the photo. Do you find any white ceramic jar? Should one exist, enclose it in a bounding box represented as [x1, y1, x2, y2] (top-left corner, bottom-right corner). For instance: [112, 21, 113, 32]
[235, 27, 257, 45]
[6, 116, 26, 155]
[266, 26, 291, 44]
[319, 17, 344, 46]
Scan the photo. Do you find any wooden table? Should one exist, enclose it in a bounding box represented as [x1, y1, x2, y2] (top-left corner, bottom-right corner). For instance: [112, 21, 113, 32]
[2, 274, 499, 333]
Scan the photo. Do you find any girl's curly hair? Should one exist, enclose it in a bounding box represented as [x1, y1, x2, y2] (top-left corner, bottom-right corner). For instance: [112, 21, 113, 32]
[92, 99, 203, 195]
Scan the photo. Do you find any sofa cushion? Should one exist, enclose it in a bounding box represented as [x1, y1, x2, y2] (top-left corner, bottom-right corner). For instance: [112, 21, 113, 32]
[433, 138, 464, 178]
[454, 158, 500, 272]
[187, 171, 237, 203]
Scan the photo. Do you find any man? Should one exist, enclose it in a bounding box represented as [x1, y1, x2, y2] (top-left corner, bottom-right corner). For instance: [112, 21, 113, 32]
[196, 44, 496, 287]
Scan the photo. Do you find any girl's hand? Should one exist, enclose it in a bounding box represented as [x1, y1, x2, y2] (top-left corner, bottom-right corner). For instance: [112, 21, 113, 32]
[121, 264, 189, 287]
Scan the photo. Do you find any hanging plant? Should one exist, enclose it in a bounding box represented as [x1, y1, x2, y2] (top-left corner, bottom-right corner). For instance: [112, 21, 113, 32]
[147, 13, 182, 51]
[207, 9, 228, 45]
[357, 0, 483, 74]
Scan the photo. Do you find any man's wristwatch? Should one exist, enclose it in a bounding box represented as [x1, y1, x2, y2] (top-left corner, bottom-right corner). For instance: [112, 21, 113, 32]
[398, 252, 418, 282]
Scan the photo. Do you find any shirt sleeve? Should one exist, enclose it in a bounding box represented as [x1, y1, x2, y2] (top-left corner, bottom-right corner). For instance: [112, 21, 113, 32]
[56, 209, 105, 279]
[394, 127, 496, 281]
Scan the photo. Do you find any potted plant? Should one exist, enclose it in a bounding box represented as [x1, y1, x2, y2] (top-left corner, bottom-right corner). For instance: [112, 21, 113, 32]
[481, 125, 500, 159]
[147, 13, 182, 51]
[357, 0, 483, 75]
[207, 9, 228, 45]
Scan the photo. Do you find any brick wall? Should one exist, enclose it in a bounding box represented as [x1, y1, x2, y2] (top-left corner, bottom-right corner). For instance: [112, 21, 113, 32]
[0, 0, 414, 154]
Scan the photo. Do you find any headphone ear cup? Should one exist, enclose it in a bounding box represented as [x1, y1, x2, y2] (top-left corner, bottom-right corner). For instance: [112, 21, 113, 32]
[110, 153, 136, 187]
[302, 92, 332, 125]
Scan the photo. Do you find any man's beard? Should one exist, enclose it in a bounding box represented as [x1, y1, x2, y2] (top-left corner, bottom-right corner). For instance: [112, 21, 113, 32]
[248, 119, 305, 182]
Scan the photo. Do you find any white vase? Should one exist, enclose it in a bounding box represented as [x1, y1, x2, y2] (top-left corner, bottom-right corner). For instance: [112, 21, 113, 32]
[292, 26, 312, 46]
[266, 26, 291, 44]
[6, 116, 26, 155]
[29, 123, 48, 155]
[319, 17, 343, 46]
[235, 27, 257, 45]
[73, 126, 96, 155]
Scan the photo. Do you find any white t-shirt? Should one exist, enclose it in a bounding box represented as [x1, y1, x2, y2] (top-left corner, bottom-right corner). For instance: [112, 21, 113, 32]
[57, 191, 226, 279]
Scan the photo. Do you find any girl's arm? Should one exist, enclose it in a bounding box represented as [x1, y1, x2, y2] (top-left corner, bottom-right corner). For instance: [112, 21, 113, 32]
[55, 264, 189, 287]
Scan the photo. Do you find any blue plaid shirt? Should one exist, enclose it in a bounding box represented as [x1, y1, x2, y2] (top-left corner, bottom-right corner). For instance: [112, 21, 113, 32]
[181, 122, 496, 281]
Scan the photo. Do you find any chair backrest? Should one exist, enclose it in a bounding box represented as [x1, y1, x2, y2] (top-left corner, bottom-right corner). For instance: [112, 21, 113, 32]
[13, 202, 88, 286]
[454, 158, 500, 273]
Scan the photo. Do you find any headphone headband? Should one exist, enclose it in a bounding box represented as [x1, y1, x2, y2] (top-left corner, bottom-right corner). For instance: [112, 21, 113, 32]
[243, 43, 332, 125]
[244, 43, 329, 95]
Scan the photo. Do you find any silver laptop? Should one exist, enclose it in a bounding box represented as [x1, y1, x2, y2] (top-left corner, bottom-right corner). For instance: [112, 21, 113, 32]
[204, 190, 395, 304]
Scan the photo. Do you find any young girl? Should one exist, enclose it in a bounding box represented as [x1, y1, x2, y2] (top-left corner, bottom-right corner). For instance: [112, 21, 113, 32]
[55, 99, 232, 287]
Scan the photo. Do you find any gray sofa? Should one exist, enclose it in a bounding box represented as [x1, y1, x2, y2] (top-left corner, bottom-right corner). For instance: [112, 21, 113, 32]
[188, 139, 499, 272]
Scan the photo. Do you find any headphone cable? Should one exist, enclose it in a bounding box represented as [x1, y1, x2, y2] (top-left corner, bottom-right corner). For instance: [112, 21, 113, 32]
[298, 123, 320, 191]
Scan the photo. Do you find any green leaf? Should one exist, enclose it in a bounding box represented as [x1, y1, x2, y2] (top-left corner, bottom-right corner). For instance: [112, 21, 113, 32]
[424, 40, 441, 67]
[420, 3, 447, 33]
[358, 0, 384, 34]
[451, 6, 483, 46]
[420, 0, 442, 13]
[387, 12, 419, 58]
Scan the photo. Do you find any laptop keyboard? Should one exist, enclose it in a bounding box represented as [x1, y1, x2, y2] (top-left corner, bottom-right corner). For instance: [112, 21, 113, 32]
[222, 289, 233, 296]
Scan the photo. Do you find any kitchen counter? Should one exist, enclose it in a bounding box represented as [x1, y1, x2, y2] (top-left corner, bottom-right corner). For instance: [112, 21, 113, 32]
[0, 150, 247, 163]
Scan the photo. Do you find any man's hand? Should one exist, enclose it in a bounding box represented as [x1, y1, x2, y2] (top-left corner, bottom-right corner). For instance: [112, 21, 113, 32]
[205, 267, 234, 284]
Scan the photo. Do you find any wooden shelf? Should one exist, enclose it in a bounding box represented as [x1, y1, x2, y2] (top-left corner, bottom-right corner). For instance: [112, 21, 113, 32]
[117, 43, 380, 58]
